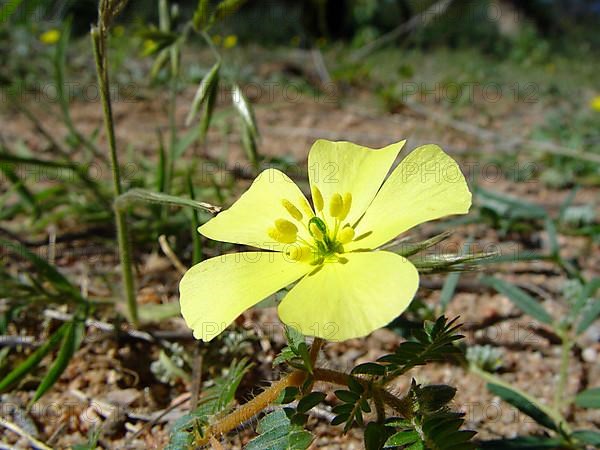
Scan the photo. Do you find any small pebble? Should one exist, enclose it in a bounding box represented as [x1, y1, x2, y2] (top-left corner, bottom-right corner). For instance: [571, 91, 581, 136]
[582, 347, 597, 363]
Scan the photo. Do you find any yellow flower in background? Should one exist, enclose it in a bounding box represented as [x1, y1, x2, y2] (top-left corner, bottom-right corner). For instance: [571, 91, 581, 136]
[40, 29, 61, 45]
[590, 96, 600, 112]
[212, 34, 222, 46]
[142, 39, 158, 56]
[223, 34, 238, 49]
[180, 140, 472, 342]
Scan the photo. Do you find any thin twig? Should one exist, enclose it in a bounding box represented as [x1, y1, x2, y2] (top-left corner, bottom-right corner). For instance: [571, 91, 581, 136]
[310, 48, 332, 85]
[0, 417, 52, 450]
[190, 346, 204, 411]
[43, 309, 155, 342]
[351, 0, 454, 60]
[0, 336, 36, 348]
[123, 393, 191, 445]
[158, 235, 188, 275]
[43, 309, 194, 342]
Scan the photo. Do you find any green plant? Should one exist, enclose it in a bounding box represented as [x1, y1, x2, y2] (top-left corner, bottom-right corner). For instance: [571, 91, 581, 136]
[470, 231, 600, 448]
[165, 317, 476, 450]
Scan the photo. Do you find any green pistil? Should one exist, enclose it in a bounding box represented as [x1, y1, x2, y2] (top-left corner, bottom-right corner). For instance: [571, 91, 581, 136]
[308, 216, 344, 260]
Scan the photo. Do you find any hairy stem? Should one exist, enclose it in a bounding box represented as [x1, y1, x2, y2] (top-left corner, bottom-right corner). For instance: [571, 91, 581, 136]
[313, 369, 414, 417]
[196, 365, 415, 446]
[91, 22, 138, 325]
[554, 329, 572, 413]
[196, 370, 306, 446]
[373, 388, 386, 423]
[309, 337, 324, 368]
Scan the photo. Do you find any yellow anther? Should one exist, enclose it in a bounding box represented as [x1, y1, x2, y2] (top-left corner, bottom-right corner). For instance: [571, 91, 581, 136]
[286, 245, 310, 262]
[338, 226, 355, 244]
[329, 193, 343, 218]
[309, 222, 324, 241]
[281, 199, 303, 221]
[311, 185, 324, 212]
[268, 227, 297, 244]
[275, 219, 298, 235]
[340, 192, 352, 221]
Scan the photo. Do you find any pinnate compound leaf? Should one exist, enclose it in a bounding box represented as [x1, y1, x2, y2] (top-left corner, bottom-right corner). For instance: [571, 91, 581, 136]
[245, 409, 313, 450]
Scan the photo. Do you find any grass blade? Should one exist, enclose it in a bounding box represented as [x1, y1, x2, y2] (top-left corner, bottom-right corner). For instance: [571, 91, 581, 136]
[0, 238, 84, 302]
[29, 317, 86, 405]
[186, 61, 221, 127]
[198, 79, 218, 142]
[115, 188, 220, 214]
[232, 83, 258, 137]
[0, 323, 69, 392]
[187, 171, 203, 264]
[0, 164, 39, 217]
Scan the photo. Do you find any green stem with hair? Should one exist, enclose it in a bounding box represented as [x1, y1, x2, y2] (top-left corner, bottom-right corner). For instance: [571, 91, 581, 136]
[195, 342, 414, 446]
[554, 328, 573, 413]
[91, 19, 138, 325]
[469, 363, 571, 434]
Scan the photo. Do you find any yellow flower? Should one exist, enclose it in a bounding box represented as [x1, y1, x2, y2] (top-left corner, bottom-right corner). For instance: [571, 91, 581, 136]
[180, 140, 472, 342]
[40, 29, 61, 45]
[142, 39, 158, 56]
[223, 34, 238, 49]
[590, 95, 600, 112]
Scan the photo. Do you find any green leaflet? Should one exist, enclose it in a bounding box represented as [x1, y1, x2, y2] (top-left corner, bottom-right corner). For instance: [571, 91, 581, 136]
[245, 409, 314, 450]
[482, 276, 553, 325]
[29, 317, 86, 406]
[0, 322, 68, 392]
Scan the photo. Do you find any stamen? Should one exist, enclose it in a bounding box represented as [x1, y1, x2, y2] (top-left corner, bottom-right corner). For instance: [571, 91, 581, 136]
[286, 245, 311, 262]
[281, 199, 303, 221]
[338, 226, 355, 244]
[275, 219, 298, 235]
[268, 219, 298, 244]
[311, 185, 324, 212]
[340, 192, 352, 221]
[268, 227, 297, 244]
[329, 193, 343, 218]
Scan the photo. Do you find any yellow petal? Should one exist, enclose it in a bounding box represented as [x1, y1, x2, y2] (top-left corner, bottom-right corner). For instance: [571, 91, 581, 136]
[278, 251, 419, 341]
[199, 169, 313, 251]
[180, 252, 309, 341]
[348, 144, 471, 251]
[308, 140, 404, 226]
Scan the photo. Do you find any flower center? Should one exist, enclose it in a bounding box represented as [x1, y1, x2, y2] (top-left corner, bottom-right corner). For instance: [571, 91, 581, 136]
[268, 187, 355, 264]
